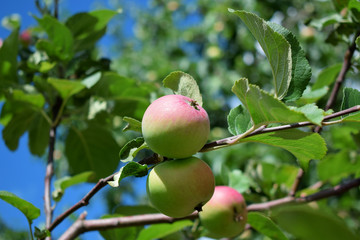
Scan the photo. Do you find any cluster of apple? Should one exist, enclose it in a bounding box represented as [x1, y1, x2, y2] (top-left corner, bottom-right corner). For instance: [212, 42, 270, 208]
[142, 94, 248, 238]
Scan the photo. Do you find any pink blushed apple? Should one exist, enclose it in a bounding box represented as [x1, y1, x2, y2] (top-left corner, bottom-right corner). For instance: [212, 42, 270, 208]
[199, 186, 247, 238]
[142, 94, 210, 158]
[146, 157, 215, 218]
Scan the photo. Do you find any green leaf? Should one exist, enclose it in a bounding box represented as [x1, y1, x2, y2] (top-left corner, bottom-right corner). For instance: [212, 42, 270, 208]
[2, 109, 36, 151]
[341, 88, 360, 122]
[298, 86, 329, 104]
[65, 124, 120, 179]
[272, 205, 359, 240]
[136, 220, 193, 240]
[227, 104, 252, 135]
[312, 63, 342, 90]
[0, 29, 19, 87]
[11, 89, 45, 108]
[231, 10, 292, 99]
[240, 129, 327, 169]
[99, 214, 137, 240]
[292, 104, 325, 126]
[48, 78, 86, 99]
[108, 162, 148, 187]
[228, 169, 251, 193]
[34, 227, 50, 238]
[52, 171, 96, 201]
[0, 191, 40, 223]
[268, 22, 312, 102]
[82, 71, 102, 89]
[163, 71, 203, 106]
[318, 150, 360, 185]
[35, 15, 74, 61]
[248, 212, 288, 240]
[122, 116, 142, 133]
[66, 10, 119, 51]
[232, 79, 312, 127]
[310, 14, 345, 30]
[119, 137, 145, 161]
[28, 111, 51, 156]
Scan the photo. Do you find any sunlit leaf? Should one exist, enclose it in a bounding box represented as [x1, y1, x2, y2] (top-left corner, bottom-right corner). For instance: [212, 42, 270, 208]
[248, 212, 288, 240]
[48, 78, 85, 99]
[136, 220, 193, 240]
[0, 191, 40, 223]
[312, 63, 342, 90]
[227, 104, 252, 135]
[0, 29, 18, 87]
[122, 116, 142, 133]
[119, 137, 145, 161]
[231, 10, 292, 99]
[163, 71, 203, 106]
[108, 162, 148, 187]
[241, 129, 327, 169]
[268, 22, 311, 102]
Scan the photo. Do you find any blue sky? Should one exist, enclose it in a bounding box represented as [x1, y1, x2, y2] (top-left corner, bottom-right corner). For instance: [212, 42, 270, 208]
[0, 1, 147, 239]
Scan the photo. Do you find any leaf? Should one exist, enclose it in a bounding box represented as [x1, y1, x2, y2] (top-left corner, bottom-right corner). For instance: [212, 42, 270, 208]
[35, 15, 74, 61]
[52, 171, 96, 201]
[298, 86, 329, 104]
[248, 212, 288, 240]
[163, 71, 203, 106]
[272, 205, 359, 240]
[108, 162, 148, 187]
[227, 104, 252, 135]
[232, 78, 313, 127]
[99, 214, 137, 240]
[136, 220, 193, 240]
[240, 129, 327, 170]
[65, 124, 120, 179]
[312, 63, 342, 90]
[228, 169, 251, 193]
[292, 104, 325, 126]
[122, 116, 142, 133]
[11, 89, 45, 108]
[231, 10, 292, 99]
[82, 71, 102, 89]
[310, 14, 345, 30]
[0, 29, 19, 87]
[48, 78, 86, 99]
[341, 88, 360, 122]
[0, 191, 40, 223]
[28, 111, 51, 156]
[34, 227, 51, 238]
[318, 150, 360, 185]
[119, 137, 145, 161]
[66, 10, 119, 51]
[268, 22, 312, 102]
[2, 108, 36, 151]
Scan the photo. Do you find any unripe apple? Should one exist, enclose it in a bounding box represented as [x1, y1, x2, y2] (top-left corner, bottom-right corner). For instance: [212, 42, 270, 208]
[142, 94, 210, 159]
[146, 157, 215, 218]
[199, 186, 247, 238]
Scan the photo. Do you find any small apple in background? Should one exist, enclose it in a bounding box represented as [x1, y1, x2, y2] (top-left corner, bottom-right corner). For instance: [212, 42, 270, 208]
[199, 186, 247, 238]
[0, 38, 3, 48]
[146, 157, 215, 218]
[20, 29, 31, 47]
[142, 94, 210, 159]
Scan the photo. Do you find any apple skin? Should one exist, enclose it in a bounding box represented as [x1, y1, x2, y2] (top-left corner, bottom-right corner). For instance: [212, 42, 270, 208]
[146, 157, 215, 218]
[142, 94, 210, 159]
[199, 186, 247, 238]
[19, 30, 31, 47]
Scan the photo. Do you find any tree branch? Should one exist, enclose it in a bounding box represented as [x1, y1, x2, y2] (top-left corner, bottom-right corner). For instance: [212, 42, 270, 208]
[325, 31, 360, 111]
[58, 178, 360, 239]
[247, 177, 360, 211]
[59, 212, 199, 240]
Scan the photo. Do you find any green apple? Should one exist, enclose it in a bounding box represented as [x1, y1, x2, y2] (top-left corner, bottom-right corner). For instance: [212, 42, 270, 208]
[199, 186, 247, 238]
[146, 157, 215, 218]
[142, 94, 210, 159]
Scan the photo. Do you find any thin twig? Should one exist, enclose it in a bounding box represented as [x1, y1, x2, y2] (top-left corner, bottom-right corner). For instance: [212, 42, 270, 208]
[58, 178, 360, 239]
[288, 169, 304, 197]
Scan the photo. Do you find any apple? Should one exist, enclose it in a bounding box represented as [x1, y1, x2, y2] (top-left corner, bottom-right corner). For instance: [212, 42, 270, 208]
[146, 157, 215, 218]
[199, 186, 247, 238]
[142, 94, 210, 159]
[20, 30, 31, 47]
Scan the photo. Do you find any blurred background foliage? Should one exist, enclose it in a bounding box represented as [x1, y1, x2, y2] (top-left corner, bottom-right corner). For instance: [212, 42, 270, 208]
[1, 0, 360, 239]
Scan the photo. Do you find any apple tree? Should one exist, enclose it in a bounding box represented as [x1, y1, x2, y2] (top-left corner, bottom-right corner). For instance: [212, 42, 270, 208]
[1, 0, 360, 239]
